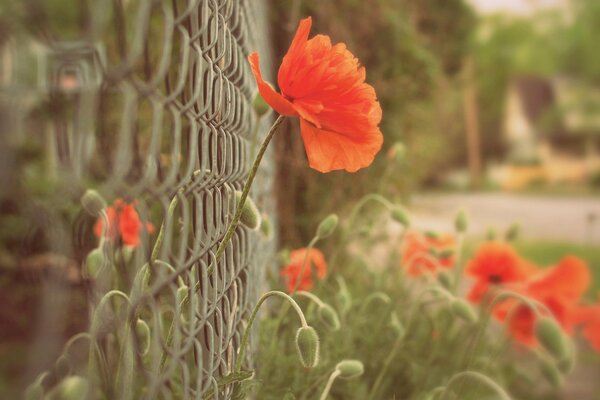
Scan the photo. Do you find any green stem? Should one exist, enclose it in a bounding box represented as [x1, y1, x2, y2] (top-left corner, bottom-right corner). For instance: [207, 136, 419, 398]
[319, 370, 341, 400]
[234, 290, 307, 373]
[207, 115, 285, 277]
[296, 290, 326, 308]
[151, 190, 181, 261]
[440, 371, 512, 400]
[291, 236, 319, 294]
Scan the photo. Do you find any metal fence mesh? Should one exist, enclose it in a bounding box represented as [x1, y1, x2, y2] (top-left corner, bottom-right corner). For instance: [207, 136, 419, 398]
[0, 0, 274, 398]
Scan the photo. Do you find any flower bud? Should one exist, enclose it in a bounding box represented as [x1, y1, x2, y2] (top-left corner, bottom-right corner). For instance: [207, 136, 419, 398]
[81, 189, 106, 218]
[235, 191, 261, 231]
[51, 376, 89, 400]
[450, 299, 477, 323]
[435, 248, 454, 260]
[437, 270, 454, 290]
[557, 351, 575, 374]
[83, 247, 104, 279]
[486, 228, 497, 241]
[318, 304, 340, 331]
[505, 223, 520, 242]
[535, 317, 569, 360]
[316, 214, 338, 239]
[335, 359, 364, 379]
[391, 206, 410, 227]
[540, 359, 563, 387]
[252, 93, 270, 117]
[136, 318, 150, 355]
[387, 142, 406, 163]
[295, 326, 319, 368]
[455, 209, 468, 232]
[259, 213, 273, 239]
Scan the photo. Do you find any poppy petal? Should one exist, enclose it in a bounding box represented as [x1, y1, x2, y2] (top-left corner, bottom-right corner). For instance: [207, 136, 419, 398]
[299, 119, 383, 173]
[248, 53, 297, 116]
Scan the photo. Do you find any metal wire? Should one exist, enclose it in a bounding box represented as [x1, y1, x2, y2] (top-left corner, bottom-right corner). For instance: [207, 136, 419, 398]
[0, 0, 274, 398]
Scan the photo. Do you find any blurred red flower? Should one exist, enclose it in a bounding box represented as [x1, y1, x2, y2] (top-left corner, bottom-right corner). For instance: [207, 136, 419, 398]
[94, 199, 155, 247]
[401, 231, 455, 276]
[280, 248, 327, 293]
[495, 256, 591, 346]
[573, 300, 600, 352]
[248, 17, 383, 173]
[465, 242, 533, 303]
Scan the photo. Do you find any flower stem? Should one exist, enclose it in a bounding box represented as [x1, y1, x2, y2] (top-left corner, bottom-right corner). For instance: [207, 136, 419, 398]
[440, 371, 512, 400]
[319, 370, 341, 400]
[234, 290, 307, 373]
[207, 115, 285, 276]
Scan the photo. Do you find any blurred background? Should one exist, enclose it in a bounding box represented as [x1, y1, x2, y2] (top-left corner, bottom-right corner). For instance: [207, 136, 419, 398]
[271, 0, 600, 262]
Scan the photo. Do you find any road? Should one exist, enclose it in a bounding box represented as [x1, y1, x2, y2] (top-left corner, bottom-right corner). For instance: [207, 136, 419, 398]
[409, 192, 600, 245]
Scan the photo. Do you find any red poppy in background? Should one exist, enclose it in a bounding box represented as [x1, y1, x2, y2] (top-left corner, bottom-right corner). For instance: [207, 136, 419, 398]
[573, 299, 600, 352]
[248, 17, 383, 173]
[94, 199, 155, 247]
[465, 242, 533, 303]
[280, 248, 327, 293]
[401, 231, 455, 276]
[495, 256, 591, 346]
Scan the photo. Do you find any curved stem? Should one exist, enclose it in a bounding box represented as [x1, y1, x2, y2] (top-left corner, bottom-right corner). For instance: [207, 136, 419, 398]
[296, 291, 326, 308]
[207, 115, 285, 277]
[235, 290, 307, 373]
[440, 371, 511, 400]
[319, 370, 341, 400]
[291, 236, 319, 294]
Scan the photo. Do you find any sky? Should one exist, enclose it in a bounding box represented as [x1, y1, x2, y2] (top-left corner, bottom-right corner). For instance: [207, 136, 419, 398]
[468, 0, 567, 15]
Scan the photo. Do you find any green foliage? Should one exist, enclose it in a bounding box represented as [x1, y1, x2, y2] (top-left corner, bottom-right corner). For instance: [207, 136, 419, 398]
[251, 199, 568, 400]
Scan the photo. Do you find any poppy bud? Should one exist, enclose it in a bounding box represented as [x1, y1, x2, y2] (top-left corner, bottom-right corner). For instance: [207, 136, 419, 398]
[450, 299, 477, 323]
[535, 317, 569, 360]
[136, 318, 150, 355]
[486, 228, 497, 241]
[455, 209, 468, 233]
[505, 223, 520, 242]
[391, 206, 410, 227]
[557, 351, 575, 374]
[81, 189, 106, 218]
[318, 304, 340, 331]
[435, 249, 454, 260]
[316, 214, 338, 239]
[235, 191, 261, 231]
[252, 93, 270, 117]
[540, 359, 563, 387]
[437, 270, 454, 289]
[295, 326, 320, 368]
[425, 231, 440, 240]
[83, 247, 104, 279]
[260, 213, 273, 239]
[335, 360, 364, 379]
[387, 142, 406, 163]
[50, 376, 89, 400]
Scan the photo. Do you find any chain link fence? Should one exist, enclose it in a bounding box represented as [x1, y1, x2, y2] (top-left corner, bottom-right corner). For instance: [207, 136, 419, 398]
[0, 0, 275, 397]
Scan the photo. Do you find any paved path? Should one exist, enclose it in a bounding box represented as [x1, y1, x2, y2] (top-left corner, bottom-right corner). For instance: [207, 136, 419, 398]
[409, 192, 600, 245]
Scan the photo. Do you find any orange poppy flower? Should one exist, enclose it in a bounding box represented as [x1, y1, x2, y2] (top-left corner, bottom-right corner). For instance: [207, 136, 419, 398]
[280, 248, 327, 293]
[248, 17, 383, 173]
[94, 199, 155, 247]
[573, 299, 600, 352]
[495, 256, 590, 346]
[401, 231, 455, 276]
[465, 242, 532, 303]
